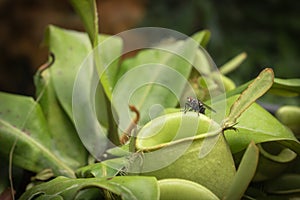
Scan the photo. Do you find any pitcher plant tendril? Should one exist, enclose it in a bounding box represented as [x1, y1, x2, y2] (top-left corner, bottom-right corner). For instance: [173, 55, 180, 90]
[37, 52, 55, 73]
[120, 105, 140, 145]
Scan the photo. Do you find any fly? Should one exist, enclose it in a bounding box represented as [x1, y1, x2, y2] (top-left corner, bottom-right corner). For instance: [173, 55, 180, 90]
[184, 96, 216, 115]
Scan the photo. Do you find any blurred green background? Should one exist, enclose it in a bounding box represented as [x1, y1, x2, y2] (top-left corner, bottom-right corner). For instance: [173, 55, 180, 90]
[142, 0, 300, 84]
[0, 0, 299, 105]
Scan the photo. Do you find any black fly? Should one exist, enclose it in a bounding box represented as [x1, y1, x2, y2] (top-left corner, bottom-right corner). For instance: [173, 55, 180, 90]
[184, 97, 216, 116]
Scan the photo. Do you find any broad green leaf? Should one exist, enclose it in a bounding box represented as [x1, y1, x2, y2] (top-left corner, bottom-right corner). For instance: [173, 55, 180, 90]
[19, 176, 159, 200]
[131, 112, 235, 198]
[0, 92, 74, 177]
[45, 25, 123, 153]
[224, 141, 259, 200]
[34, 66, 88, 169]
[45, 25, 122, 121]
[224, 68, 274, 128]
[158, 179, 219, 200]
[113, 37, 199, 129]
[45, 25, 121, 162]
[223, 95, 300, 154]
[219, 52, 247, 75]
[71, 64, 110, 157]
[69, 0, 98, 47]
[270, 78, 300, 96]
[45, 25, 92, 120]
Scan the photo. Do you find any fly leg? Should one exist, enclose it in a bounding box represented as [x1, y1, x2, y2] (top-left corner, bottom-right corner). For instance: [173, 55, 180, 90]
[184, 103, 190, 114]
[197, 100, 202, 116]
[184, 103, 194, 114]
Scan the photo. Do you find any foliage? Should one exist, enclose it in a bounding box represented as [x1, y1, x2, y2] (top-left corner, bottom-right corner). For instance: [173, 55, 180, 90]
[0, 0, 299, 199]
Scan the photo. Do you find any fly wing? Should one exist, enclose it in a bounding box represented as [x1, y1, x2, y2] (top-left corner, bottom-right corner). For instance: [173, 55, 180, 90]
[199, 100, 216, 113]
[204, 103, 216, 113]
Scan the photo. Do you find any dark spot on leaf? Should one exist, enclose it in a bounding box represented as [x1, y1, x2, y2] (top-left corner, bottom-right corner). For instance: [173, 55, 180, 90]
[22, 128, 30, 135]
[106, 177, 113, 180]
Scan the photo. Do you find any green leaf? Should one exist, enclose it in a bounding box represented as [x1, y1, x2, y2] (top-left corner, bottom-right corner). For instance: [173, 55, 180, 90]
[191, 29, 211, 47]
[258, 142, 297, 163]
[69, 0, 98, 47]
[34, 67, 88, 169]
[45, 25, 122, 121]
[93, 35, 123, 100]
[19, 176, 159, 200]
[220, 81, 251, 101]
[192, 47, 228, 103]
[224, 68, 274, 128]
[113, 37, 199, 128]
[223, 95, 300, 154]
[193, 45, 216, 76]
[45, 25, 92, 120]
[219, 52, 247, 75]
[222, 77, 300, 102]
[158, 179, 219, 200]
[270, 78, 300, 97]
[224, 141, 259, 200]
[75, 158, 126, 178]
[45, 25, 123, 150]
[0, 92, 74, 177]
[45, 25, 121, 159]
[221, 75, 236, 91]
